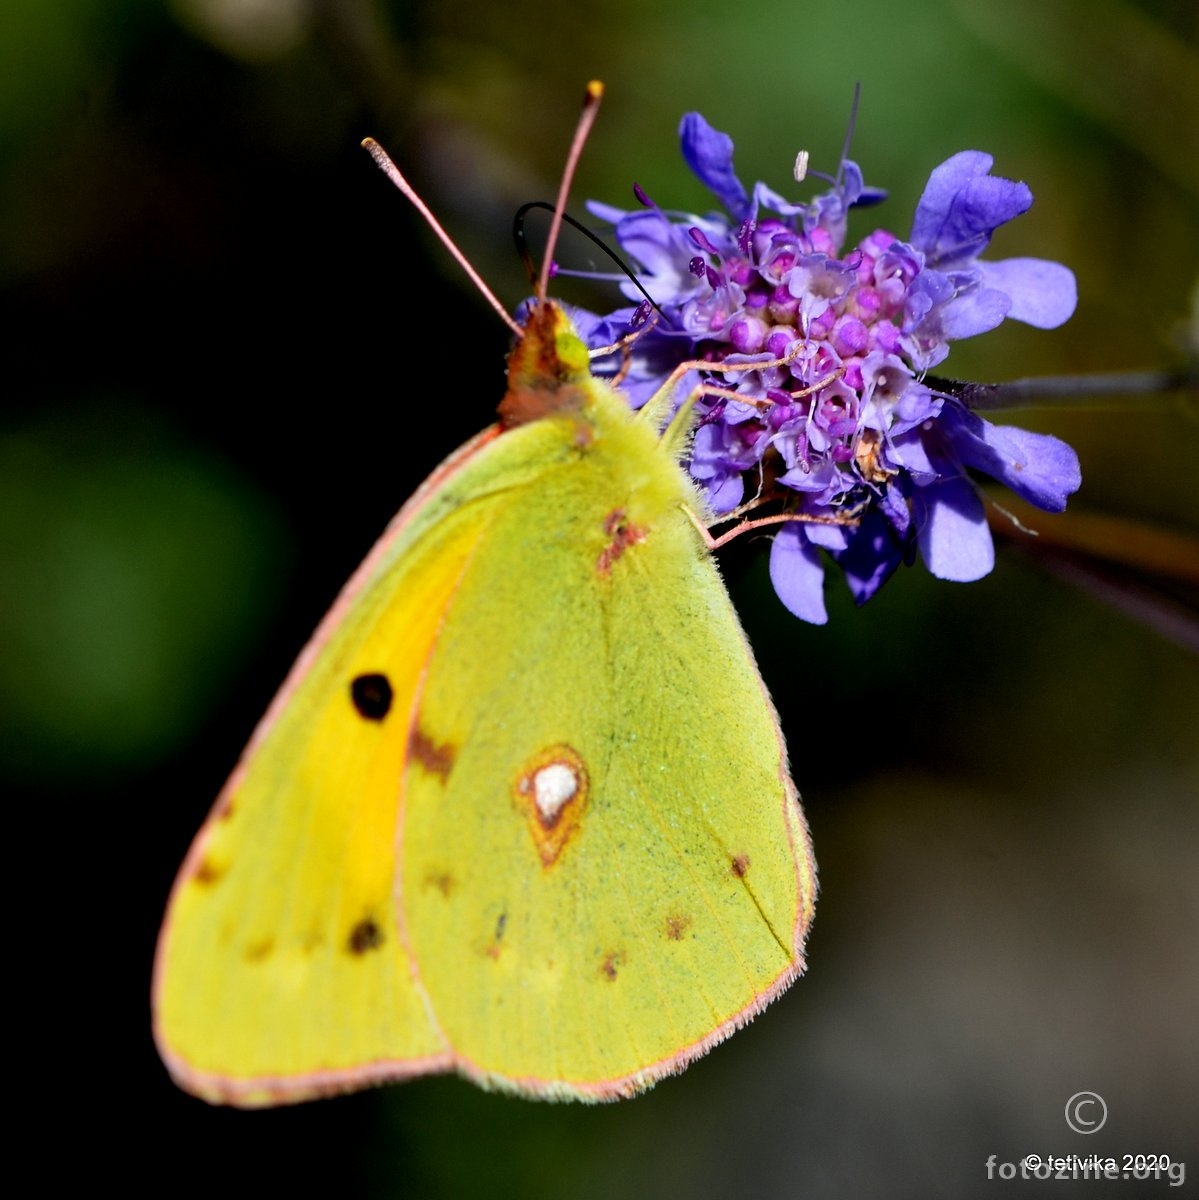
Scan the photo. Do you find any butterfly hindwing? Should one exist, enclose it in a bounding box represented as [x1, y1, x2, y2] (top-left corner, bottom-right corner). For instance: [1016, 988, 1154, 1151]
[401, 371, 815, 1097]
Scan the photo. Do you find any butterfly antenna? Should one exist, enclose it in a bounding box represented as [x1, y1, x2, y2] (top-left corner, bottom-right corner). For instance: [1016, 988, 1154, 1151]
[535, 80, 605, 306]
[361, 136, 523, 339]
[514, 200, 667, 323]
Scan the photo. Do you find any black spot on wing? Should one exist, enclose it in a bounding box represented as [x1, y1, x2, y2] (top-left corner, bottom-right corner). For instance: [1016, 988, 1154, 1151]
[351, 673, 392, 720]
[347, 917, 384, 955]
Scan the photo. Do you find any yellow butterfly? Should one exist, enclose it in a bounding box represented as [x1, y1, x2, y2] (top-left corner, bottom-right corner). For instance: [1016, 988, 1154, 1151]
[152, 83, 816, 1106]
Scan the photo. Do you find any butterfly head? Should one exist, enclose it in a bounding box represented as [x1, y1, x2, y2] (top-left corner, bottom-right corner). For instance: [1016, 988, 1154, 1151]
[498, 301, 591, 429]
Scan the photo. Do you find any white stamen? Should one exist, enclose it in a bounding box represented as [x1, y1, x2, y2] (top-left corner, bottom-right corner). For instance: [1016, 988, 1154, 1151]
[794, 150, 810, 183]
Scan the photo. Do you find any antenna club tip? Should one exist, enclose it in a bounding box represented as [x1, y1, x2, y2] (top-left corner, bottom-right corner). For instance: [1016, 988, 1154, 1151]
[361, 136, 379, 150]
[585, 80, 605, 103]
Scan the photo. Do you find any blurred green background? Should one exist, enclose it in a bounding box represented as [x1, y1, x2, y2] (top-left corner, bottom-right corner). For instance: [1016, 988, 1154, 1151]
[2, 0, 1195, 1195]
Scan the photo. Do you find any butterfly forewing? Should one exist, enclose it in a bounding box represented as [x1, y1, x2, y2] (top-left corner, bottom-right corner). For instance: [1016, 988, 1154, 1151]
[153, 434, 508, 1104]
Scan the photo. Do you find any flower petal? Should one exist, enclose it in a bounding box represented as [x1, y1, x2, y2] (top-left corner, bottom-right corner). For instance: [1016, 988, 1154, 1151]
[913, 477, 995, 581]
[938, 285, 1012, 340]
[911, 151, 1032, 266]
[679, 113, 751, 221]
[587, 199, 632, 224]
[977, 258, 1077, 328]
[836, 511, 905, 603]
[805, 522, 850, 552]
[609, 209, 706, 303]
[769, 524, 828, 623]
[705, 471, 745, 513]
[944, 407, 1082, 511]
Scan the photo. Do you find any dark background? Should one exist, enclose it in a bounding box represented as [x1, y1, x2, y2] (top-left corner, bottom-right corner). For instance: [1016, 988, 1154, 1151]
[2, 1, 1195, 1195]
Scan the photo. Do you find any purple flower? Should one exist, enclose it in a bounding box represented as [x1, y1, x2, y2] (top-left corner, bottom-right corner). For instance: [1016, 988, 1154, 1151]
[899, 151, 1077, 370]
[578, 114, 1080, 622]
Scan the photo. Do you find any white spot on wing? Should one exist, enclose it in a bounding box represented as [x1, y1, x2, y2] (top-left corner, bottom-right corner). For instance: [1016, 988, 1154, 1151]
[532, 763, 579, 823]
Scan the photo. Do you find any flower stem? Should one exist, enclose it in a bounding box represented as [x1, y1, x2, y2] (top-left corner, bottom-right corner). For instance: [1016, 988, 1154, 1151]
[932, 367, 1198, 410]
